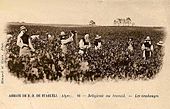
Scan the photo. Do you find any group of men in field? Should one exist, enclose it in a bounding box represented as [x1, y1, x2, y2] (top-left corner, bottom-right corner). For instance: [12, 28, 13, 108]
[16, 26, 163, 61]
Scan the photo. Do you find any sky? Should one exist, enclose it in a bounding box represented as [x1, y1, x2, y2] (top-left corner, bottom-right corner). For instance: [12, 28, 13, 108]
[0, 0, 169, 26]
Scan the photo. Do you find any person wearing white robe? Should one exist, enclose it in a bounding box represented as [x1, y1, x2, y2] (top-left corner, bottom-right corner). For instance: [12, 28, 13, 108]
[141, 36, 153, 60]
[60, 31, 73, 55]
[79, 34, 91, 55]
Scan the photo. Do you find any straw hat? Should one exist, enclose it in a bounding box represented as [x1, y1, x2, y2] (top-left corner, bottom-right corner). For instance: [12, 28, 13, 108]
[60, 31, 66, 36]
[145, 36, 151, 41]
[20, 26, 27, 31]
[157, 41, 164, 46]
[95, 35, 101, 39]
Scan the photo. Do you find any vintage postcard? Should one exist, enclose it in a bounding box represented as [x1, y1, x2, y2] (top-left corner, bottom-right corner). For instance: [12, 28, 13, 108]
[0, 0, 170, 109]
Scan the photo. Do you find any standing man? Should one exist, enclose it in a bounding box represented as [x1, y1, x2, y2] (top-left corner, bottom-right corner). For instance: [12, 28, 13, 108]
[59, 31, 73, 55]
[141, 36, 153, 60]
[17, 26, 35, 57]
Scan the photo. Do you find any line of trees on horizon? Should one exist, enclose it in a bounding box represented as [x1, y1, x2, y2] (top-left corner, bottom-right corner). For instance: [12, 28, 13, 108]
[89, 17, 135, 26]
[12, 18, 135, 26]
[113, 17, 135, 26]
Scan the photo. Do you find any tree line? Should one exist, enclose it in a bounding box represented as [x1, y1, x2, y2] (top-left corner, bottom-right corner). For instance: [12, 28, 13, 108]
[89, 17, 135, 26]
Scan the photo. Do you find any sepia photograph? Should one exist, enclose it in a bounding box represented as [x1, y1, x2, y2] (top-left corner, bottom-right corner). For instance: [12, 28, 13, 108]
[3, 0, 166, 84]
[5, 21, 165, 84]
[0, 0, 170, 109]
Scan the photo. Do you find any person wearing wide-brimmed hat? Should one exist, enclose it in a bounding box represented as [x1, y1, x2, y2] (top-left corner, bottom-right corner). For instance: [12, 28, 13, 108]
[141, 36, 153, 60]
[94, 35, 102, 50]
[17, 26, 35, 57]
[157, 41, 164, 47]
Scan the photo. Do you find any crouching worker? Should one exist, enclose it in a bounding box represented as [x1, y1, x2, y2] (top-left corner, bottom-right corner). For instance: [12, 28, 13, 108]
[17, 26, 35, 57]
[141, 36, 153, 60]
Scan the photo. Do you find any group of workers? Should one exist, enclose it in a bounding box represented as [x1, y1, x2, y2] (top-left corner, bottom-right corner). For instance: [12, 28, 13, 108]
[16, 26, 163, 61]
